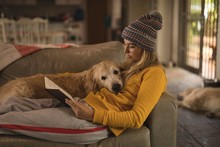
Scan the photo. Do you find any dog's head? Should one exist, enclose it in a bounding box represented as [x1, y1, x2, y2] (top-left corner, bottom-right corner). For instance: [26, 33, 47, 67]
[90, 60, 123, 94]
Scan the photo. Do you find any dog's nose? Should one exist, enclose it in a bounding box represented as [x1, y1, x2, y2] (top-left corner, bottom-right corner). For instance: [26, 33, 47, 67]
[112, 83, 121, 93]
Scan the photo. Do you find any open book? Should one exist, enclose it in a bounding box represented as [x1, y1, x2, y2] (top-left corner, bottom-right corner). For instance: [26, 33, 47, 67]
[44, 77, 74, 105]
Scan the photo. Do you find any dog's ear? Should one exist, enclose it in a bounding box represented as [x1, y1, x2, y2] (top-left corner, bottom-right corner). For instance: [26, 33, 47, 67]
[84, 69, 94, 92]
[84, 66, 100, 93]
[91, 78, 100, 93]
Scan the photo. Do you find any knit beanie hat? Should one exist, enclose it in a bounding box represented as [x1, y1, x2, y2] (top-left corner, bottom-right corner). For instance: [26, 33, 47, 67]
[121, 10, 163, 52]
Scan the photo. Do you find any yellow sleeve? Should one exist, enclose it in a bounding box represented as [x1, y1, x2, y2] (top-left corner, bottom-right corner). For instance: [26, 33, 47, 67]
[93, 67, 167, 128]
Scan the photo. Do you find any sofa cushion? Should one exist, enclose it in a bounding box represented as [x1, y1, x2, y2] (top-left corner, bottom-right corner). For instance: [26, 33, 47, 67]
[0, 126, 150, 147]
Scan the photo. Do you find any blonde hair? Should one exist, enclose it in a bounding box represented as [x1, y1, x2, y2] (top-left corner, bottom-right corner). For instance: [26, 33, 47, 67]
[122, 49, 159, 81]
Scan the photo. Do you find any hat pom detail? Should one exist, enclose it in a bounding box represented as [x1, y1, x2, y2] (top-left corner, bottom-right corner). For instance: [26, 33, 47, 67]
[146, 10, 163, 30]
[148, 11, 162, 23]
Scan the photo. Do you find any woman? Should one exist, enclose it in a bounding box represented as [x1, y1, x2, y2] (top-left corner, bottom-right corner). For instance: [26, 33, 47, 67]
[66, 10, 167, 137]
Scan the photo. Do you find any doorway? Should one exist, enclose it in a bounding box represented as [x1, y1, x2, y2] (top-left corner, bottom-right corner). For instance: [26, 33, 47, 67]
[179, 0, 218, 80]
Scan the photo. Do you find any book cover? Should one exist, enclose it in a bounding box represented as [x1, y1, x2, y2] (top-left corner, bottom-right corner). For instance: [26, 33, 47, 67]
[44, 77, 74, 105]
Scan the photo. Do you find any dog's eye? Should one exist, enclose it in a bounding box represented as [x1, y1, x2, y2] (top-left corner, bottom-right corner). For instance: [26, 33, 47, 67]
[101, 76, 107, 80]
[113, 70, 119, 75]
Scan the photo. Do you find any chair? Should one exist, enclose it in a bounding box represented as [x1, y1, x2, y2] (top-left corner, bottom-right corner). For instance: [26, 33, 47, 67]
[0, 18, 17, 43]
[16, 17, 34, 44]
[0, 19, 6, 43]
[32, 17, 49, 44]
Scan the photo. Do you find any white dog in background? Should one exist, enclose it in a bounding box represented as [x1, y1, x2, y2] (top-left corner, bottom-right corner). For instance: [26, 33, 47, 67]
[177, 87, 220, 117]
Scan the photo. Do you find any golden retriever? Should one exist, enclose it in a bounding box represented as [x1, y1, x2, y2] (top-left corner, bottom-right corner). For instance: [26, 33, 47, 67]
[177, 87, 220, 117]
[0, 60, 123, 102]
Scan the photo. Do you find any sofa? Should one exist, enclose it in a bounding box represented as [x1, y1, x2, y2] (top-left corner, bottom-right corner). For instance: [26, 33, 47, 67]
[0, 41, 177, 147]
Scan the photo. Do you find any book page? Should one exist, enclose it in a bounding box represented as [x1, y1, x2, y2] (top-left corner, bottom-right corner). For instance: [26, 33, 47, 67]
[44, 77, 74, 101]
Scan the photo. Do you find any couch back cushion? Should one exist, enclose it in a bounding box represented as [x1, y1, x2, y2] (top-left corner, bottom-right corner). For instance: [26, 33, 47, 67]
[0, 41, 124, 85]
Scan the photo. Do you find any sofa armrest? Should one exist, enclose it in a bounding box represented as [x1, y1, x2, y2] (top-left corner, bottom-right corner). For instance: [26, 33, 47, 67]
[145, 91, 177, 147]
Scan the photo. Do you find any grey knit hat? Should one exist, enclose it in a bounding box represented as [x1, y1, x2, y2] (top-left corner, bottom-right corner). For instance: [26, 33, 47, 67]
[121, 10, 163, 52]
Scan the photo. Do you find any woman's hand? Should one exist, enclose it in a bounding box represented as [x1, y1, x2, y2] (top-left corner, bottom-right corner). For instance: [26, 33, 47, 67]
[65, 99, 94, 121]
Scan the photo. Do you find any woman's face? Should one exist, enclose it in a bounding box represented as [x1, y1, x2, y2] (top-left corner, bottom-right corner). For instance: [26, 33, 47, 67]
[123, 39, 143, 62]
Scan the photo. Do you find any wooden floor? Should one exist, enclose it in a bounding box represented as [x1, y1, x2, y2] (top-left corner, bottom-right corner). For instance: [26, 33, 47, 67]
[165, 67, 220, 147]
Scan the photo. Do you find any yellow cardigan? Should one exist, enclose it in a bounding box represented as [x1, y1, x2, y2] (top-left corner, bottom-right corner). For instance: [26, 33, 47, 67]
[84, 65, 167, 136]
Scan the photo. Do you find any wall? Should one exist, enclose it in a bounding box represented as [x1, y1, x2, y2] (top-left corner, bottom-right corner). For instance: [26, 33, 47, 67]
[127, 0, 152, 23]
[111, 0, 121, 29]
[157, 0, 173, 64]
[171, 0, 179, 65]
[216, 1, 220, 79]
